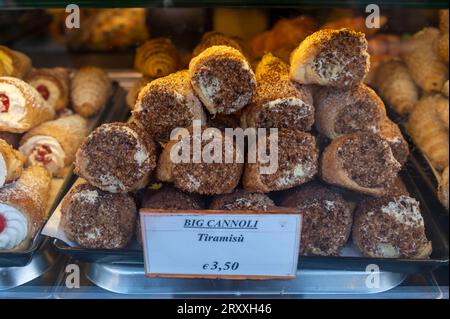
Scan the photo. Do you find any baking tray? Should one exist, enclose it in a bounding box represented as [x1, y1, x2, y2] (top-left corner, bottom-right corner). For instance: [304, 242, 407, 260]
[0, 82, 127, 267]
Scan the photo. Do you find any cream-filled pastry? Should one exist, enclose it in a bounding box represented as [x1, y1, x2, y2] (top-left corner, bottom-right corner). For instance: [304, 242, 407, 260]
[19, 135, 65, 175]
[0, 139, 25, 187]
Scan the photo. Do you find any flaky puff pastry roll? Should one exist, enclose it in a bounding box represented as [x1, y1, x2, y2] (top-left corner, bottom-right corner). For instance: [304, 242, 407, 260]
[0, 165, 51, 251]
[402, 28, 448, 93]
[0, 139, 25, 187]
[407, 95, 449, 170]
[0, 45, 32, 79]
[290, 28, 370, 88]
[0, 77, 55, 133]
[19, 115, 88, 177]
[71, 67, 112, 118]
[134, 38, 179, 78]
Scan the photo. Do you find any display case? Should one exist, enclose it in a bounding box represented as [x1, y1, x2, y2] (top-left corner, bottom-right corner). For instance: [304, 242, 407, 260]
[0, 0, 448, 299]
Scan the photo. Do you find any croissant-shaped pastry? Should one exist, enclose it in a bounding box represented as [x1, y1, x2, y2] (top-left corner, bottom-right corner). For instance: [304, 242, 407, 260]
[0, 45, 32, 79]
[70, 67, 112, 117]
[438, 166, 449, 210]
[0, 139, 24, 187]
[134, 38, 179, 78]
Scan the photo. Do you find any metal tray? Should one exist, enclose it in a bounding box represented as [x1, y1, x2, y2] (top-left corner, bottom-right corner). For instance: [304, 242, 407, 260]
[0, 82, 127, 267]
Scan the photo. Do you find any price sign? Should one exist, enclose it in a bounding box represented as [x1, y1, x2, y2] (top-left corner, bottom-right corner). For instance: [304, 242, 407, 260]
[140, 209, 302, 279]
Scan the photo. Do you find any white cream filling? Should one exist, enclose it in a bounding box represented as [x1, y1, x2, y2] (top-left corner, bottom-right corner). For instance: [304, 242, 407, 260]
[0, 203, 28, 250]
[19, 135, 66, 175]
[0, 153, 6, 187]
[0, 82, 26, 128]
[29, 78, 60, 109]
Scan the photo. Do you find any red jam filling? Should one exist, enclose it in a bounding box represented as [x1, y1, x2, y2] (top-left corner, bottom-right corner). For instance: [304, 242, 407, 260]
[0, 93, 9, 113]
[34, 144, 53, 165]
[36, 85, 50, 100]
[0, 214, 6, 234]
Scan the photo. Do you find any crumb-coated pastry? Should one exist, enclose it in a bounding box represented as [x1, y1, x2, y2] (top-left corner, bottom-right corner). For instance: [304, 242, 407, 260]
[321, 132, 402, 197]
[126, 76, 153, 110]
[209, 189, 275, 211]
[243, 129, 319, 192]
[193, 31, 252, 62]
[0, 165, 51, 251]
[75, 122, 158, 193]
[241, 53, 314, 131]
[26, 68, 69, 111]
[402, 28, 448, 93]
[61, 183, 136, 249]
[71, 66, 112, 117]
[0, 77, 55, 133]
[0, 139, 24, 187]
[290, 28, 370, 88]
[353, 195, 432, 258]
[280, 181, 354, 256]
[407, 95, 449, 170]
[157, 126, 244, 195]
[189, 45, 256, 115]
[374, 60, 418, 115]
[19, 114, 88, 177]
[314, 83, 386, 140]
[133, 70, 207, 141]
[0, 45, 32, 79]
[134, 38, 179, 78]
[438, 166, 449, 210]
[0, 131, 21, 149]
[378, 118, 409, 166]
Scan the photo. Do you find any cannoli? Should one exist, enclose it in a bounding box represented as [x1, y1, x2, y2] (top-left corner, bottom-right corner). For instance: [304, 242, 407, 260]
[374, 60, 418, 115]
[353, 194, 432, 258]
[126, 76, 153, 110]
[438, 166, 449, 210]
[75, 122, 158, 193]
[70, 66, 112, 117]
[0, 139, 25, 187]
[133, 70, 207, 141]
[193, 31, 252, 62]
[0, 131, 21, 149]
[290, 29, 370, 88]
[0, 165, 51, 251]
[26, 67, 70, 111]
[321, 132, 402, 197]
[243, 129, 319, 193]
[19, 114, 88, 177]
[0, 45, 32, 79]
[0, 77, 55, 133]
[134, 38, 179, 78]
[407, 95, 449, 170]
[241, 53, 314, 131]
[157, 126, 244, 195]
[209, 189, 275, 211]
[61, 183, 136, 249]
[189, 45, 256, 115]
[402, 28, 448, 93]
[314, 83, 386, 140]
[378, 118, 409, 166]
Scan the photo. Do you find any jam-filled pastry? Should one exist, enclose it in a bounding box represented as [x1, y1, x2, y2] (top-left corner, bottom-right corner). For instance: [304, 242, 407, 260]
[19, 114, 88, 177]
[157, 126, 244, 195]
[193, 31, 252, 62]
[243, 129, 319, 193]
[209, 189, 275, 211]
[189, 45, 256, 115]
[70, 67, 112, 117]
[133, 70, 207, 141]
[378, 118, 409, 166]
[353, 194, 432, 258]
[61, 183, 136, 249]
[0, 139, 25, 187]
[314, 83, 386, 140]
[0, 77, 55, 133]
[438, 166, 449, 210]
[0, 165, 51, 251]
[280, 181, 354, 256]
[75, 122, 158, 193]
[126, 76, 153, 110]
[134, 38, 179, 78]
[26, 67, 69, 111]
[0, 45, 32, 79]
[290, 29, 370, 88]
[241, 53, 314, 131]
[321, 132, 402, 197]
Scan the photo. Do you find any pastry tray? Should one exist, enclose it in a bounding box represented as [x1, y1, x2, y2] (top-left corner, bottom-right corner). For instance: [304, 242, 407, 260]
[0, 82, 128, 268]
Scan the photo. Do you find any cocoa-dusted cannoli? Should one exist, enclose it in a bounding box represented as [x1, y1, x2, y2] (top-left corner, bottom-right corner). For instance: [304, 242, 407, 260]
[126, 76, 153, 110]
[192, 31, 252, 62]
[75, 122, 158, 193]
[378, 118, 409, 166]
[321, 132, 402, 197]
[241, 53, 314, 131]
[280, 181, 354, 256]
[314, 83, 386, 140]
[26, 67, 70, 111]
[61, 183, 136, 249]
[0, 45, 32, 79]
[157, 126, 244, 195]
[0, 166, 51, 251]
[19, 114, 88, 177]
[209, 189, 275, 211]
[290, 29, 370, 88]
[0, 139, 24, 187]
[243, 129, 319, 193]
[353, 195, 432, 258]
[0, 77, 55, 133]
[189, 45, 256, 115]
[134, 38, 179, 78]
[438, 166, 449, 210]
[132, 70, 207, 141]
